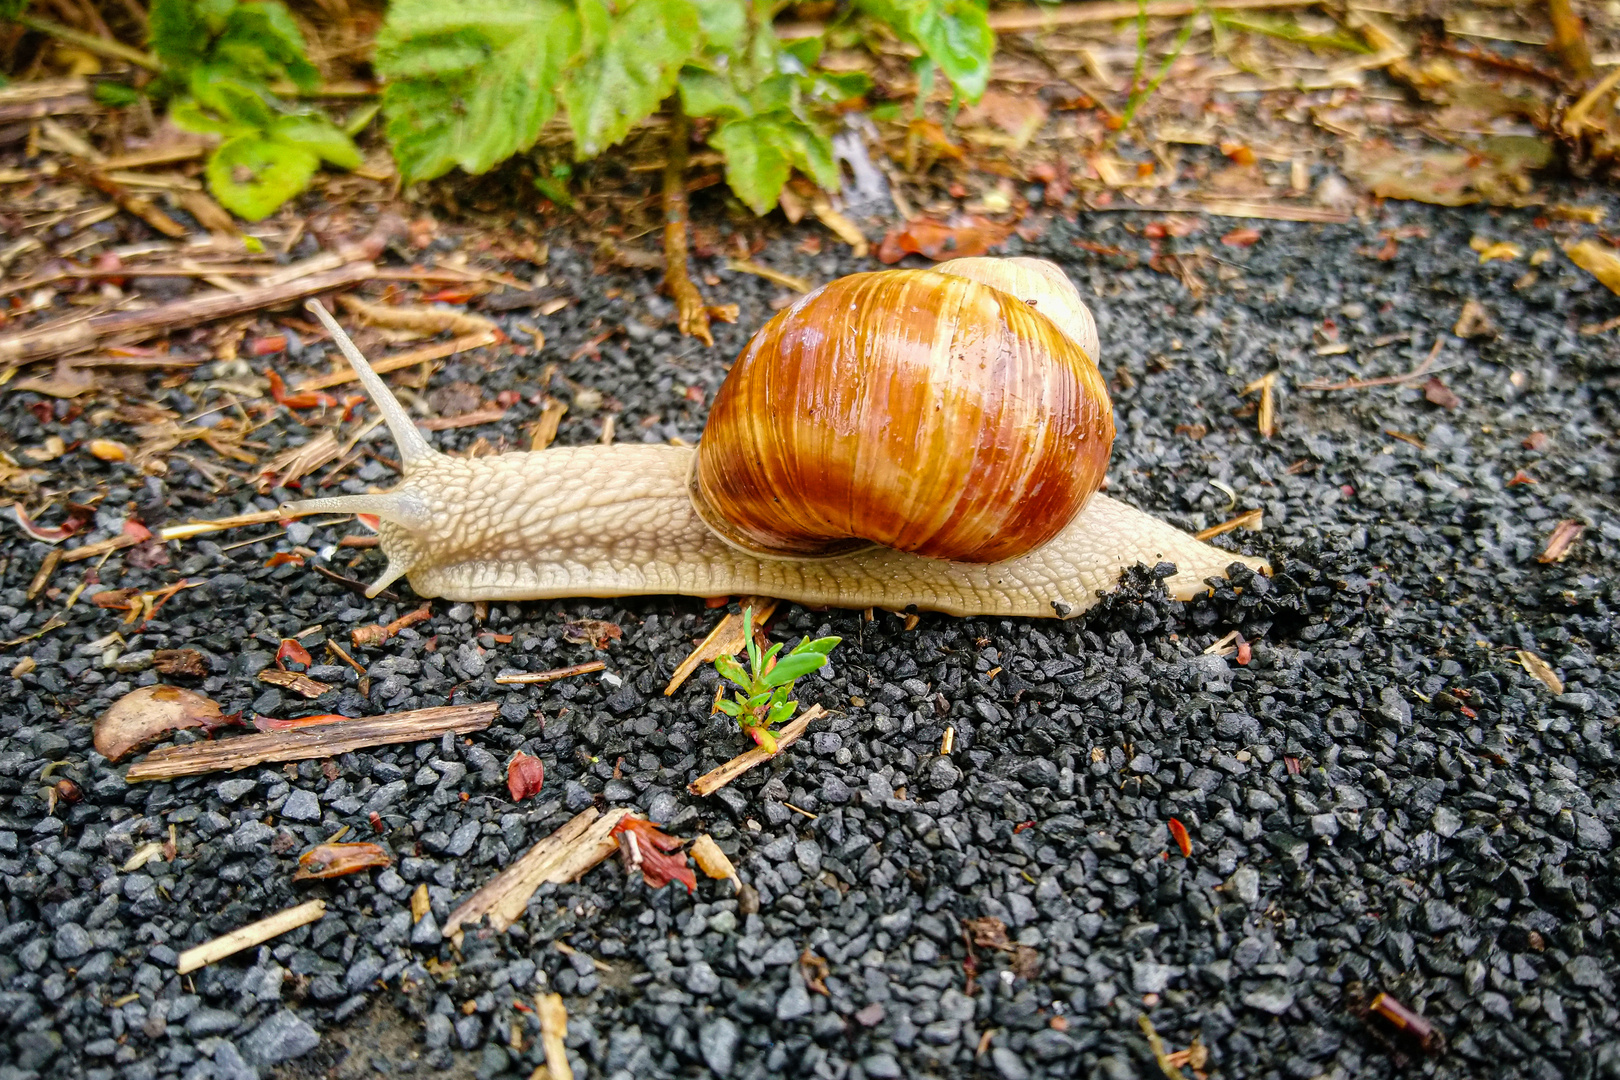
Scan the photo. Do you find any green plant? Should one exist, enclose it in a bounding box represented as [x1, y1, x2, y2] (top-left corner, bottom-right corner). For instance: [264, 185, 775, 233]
[713, 607, 839, 754]
[374, 0, 995, 215]
[2, 0, 359, 220]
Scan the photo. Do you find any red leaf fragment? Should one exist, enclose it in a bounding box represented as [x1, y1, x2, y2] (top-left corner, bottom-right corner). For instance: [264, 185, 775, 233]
[1236, 639, 1252, 666]
[266, 551, 306, 567]
[250, 334, 288, 357]
[1284, 756, 1302, 775]
[1221, 227, 1262, 247]
[612, 815, 695, 893]
[1168, 817, 1192, 857]
[1522, 430, 1549, 451]
[13, 503, 94, 544]
[275, 638, 313, 669]
[253, 713, 352, 732]
[507, 751, 545, 801]
[293, 842, 391, 880]
[876, 216, 1015, 263]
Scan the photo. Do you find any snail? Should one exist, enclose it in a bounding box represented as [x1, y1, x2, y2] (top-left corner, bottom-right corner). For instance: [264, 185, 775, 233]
[280, 257, 1268, 618]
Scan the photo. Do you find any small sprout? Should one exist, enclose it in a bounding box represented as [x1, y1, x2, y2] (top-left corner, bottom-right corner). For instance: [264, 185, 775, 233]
[712, 607, 840, 754]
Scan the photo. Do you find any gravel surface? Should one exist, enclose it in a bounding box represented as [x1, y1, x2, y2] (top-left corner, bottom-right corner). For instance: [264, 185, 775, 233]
[1, 188, 1618, 1080]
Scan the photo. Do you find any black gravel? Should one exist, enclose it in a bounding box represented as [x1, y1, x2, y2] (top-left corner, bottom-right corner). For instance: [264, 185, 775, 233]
[1, 185, 1618, 1080]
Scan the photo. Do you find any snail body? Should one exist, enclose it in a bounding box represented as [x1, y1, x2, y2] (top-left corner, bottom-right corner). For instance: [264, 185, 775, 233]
[283, 258, 1268, 617]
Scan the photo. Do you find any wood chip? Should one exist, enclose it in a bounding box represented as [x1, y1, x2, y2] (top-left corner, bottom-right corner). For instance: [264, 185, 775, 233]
[1194, 508, 1264, 541]
[664, 597, 779, 694]
[537, 993, 572, 1080]
[294, 331, 498, 392]
[527, 397, 568, 449]
[1243, 372, 1278, 438]
[257, 668, 334, 698]
[1515, 650, 1564, 695]
[411, 883, 431, 923]
[1537, 519, 1585, 564]
[689, 834, 739, 885]
[125, 702, 498, 781]
[442, 808, 627, 944]
[494, 661, 605, 685]
[337, 294, 498, 337]
[688, 705, 825, 797]
[176, 899, 326, 974]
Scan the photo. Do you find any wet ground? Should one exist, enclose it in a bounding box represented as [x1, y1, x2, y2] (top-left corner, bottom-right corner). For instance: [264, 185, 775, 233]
[1, 185, 1617, 1080]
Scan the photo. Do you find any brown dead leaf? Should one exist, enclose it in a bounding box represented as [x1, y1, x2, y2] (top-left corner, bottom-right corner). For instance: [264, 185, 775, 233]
[1344, 138, 1549, 207]
[800, 948, 831, 995]
[562, 619, 621, 649]
[95, 684, 225, 761]
[958, 91, 1049, 150]
[1564, 239, 1620, 294]
[293, 842, 391, 880]
[964, 916, 1010, 949]
[1009, 944, 1041, 979]
[1423, 377, 1461, 409]
[1453, 298, 1497, 339]
[876, 216, 1014, 264]
[411, 882, 431, 923]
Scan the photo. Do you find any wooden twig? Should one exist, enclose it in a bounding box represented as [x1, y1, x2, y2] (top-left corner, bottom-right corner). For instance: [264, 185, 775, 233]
[176, 900, 326, 974]
[442, 808, 627, 943]
[662, 100, 713, 347]
[494, 661, 606, 685]
[1194, 508, 1263, 541]
[0, 262, 375, 365]
[1296, 338, 1442, 392]
[336, 294, 498, 337]
[688, 705, 825, 797]
[0, 93, 94, 124]
[664, 597, 779, 695]
[293, 331, 497, 392]
[725, 259, 813, 294]
[125, 703, 498, 781]
[537, 994, 573, 1080]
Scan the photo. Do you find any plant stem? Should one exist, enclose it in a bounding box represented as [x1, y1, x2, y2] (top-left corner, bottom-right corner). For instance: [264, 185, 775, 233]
[13, 14, 161, 72]
[661, 100, 713, 347]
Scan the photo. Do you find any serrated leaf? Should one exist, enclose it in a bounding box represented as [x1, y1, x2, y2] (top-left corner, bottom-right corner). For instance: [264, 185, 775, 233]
[270, 114, 361, 169]
[189, 71, 277, 128]
[561, 0, 702, 158]
[689, 0, 746, 49]
[811, 70, 873, 103]
[678, 68, 748, 120]
[782, 118, 839, 191]
[149, 0, 215, 72]
[375, 0, 580, 182]
[206, 133, 318, 221]
[748, 73, 794, 115]
[712, 116, 791, 214]
[216, 2, 320, 90]
[855, 0, 992, 100]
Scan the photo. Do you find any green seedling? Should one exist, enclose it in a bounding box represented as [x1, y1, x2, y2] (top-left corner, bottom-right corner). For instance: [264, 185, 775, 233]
[713, 607, 839, 755]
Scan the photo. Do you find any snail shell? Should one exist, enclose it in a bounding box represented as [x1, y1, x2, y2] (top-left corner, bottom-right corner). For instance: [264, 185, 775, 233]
[688, 257, 1113, 564]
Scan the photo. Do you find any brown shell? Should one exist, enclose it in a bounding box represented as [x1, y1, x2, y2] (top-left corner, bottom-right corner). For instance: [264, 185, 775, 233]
[690, 265, 1114, 563]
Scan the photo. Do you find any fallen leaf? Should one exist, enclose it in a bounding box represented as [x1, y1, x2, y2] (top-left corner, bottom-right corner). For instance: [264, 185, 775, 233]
[1009, 943, 1041, 979]
[1424, 377, 1461, 409]
[562, 619, 621, 649]
[276, 638, 313, 669]
[1453, 298, 1496, 339]
[123, 841, 169, 871]
[1564, 238, 1620, 294]
[1515, 650, 1564, 694]
[1221, 227, 1262, 247]
[964, 916, 1010, 949]
[95, 684, 225, 761]
[876, 216, 1015, 264]
[1344, 137, 1549, 207]
[689, 834, 738, 884]
[293, 842, 391, 880]
[1168, 817, 1192, 857]
[411, 882, 431, 923]
[1538, 519, 1585, 563]
[612, 815, 695, 892]
[507, 751, 545, 801]
[800, 948, 830, 995]
[13, 503, 94, 544]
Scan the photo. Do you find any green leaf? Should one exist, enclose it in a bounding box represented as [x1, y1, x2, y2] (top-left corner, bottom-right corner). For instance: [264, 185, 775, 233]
[748, 73, 794, 115]
[270, 113, 361, 169]
[795, 635, 842, 657]
[781, 118, 839, 192]
[561, 0, 702, 158]
[762, 641, 784, 667]
[744, 691, 772, 711]
[94, 82, 144, 108]
[713, 654, 750, 688]
[782, 36, 822, 69]
[149, 0, 215, 73]
[766, 699, 797, 726]
[716, 698, 743, 717]
[375, 0, 580, 182]
[712, 116, 790, 214]
[810, 70, 872, 104]
[856, 0, 993, 101]
[677, 68, 747, 120]
[188, 71, 277, 128]
[216, 1, 319, 90]
[170, 96, 256, 138]
[688, 0, 746, 50]
[760, 651, 828, 687]
[206, 132, 318, 220]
